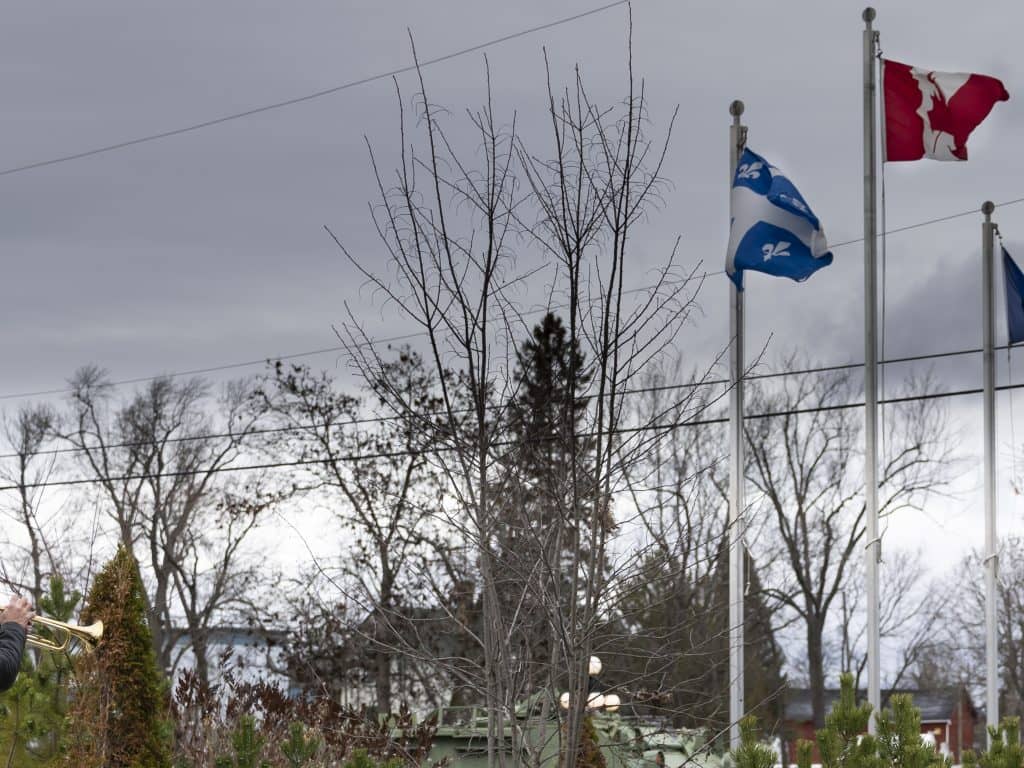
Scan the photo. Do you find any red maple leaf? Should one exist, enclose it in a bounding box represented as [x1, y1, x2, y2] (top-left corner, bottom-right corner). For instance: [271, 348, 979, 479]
[924, 72, 968, 160]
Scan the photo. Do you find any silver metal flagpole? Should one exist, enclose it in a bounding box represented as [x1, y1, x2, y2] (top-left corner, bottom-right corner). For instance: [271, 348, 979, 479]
[982, 200, 999, 741]
[862, 6, 882, 731]
[728, 98, 747, 750]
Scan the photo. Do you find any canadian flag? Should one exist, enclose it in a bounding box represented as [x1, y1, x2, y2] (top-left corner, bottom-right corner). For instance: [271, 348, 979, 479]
[883, 59, 1009, 161]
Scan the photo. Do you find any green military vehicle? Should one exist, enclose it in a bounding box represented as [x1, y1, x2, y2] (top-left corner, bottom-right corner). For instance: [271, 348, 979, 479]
[426, 706, 732, 768]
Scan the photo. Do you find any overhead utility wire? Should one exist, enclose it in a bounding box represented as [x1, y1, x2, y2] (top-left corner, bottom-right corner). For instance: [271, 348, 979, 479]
[2, 379, 1020, 493]
[0, 272, 707, 402]
[0, 1, 630, 178]
[0, 341, 1005, 463]
[828, 196, 1024, 248]
[0, 332, 425, 402]
[7, 195, 1023, 404]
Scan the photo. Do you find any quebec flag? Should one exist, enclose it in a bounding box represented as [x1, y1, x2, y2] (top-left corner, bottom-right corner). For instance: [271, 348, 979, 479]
[726, 148, 833, 291]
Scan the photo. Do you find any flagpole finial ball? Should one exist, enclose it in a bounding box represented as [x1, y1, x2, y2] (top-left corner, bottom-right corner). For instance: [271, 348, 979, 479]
[862, 7, 876, 22]
[729, 100, 744, 117]
[982, 201, 995, 216]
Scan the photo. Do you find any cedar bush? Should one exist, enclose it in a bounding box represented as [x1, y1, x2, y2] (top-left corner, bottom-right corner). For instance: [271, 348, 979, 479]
[561, 715, 607, 768]
[63, 545, 172, 768]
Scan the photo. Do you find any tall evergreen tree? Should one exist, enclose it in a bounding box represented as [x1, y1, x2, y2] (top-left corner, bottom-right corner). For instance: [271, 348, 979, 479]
[495, 312, 593, 692]
[507, 312, 591, 491]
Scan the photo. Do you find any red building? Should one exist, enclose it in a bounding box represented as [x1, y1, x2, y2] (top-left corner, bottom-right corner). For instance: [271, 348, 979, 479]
[782, 687, 978, 764]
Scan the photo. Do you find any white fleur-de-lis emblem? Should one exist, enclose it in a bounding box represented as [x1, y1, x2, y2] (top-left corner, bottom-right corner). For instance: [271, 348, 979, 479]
[737, 161, 763, 180]
[762, 241, 791, 261]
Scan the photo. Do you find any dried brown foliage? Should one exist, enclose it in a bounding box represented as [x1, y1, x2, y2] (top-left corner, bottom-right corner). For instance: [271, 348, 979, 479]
[172, 658, 440, 767]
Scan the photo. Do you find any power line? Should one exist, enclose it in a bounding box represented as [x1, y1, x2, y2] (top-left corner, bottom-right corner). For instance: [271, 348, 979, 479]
[0, 341, 1010, 463]
[8, 193, 1023, 405]
[2, 379, 1019, 493]
[2, 364, 726, 462]
[0, 272, 709, 402]
[0, 1, 630, 179]
[0, 332, 424, 402]
[828, 196, 1024, 249]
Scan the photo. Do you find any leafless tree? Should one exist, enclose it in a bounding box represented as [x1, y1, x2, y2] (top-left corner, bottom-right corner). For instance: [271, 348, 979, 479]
[61, 367, 275, 684]
[612, 364, 785, 736]
[744, 364, 955, 727]
[329, 28, 704, 766]
[837, 548, 943, 697]
[0, 403, 61, 602]
[936, 534, 1024, 719]
[992, 537, 1024, 717]
[621, 366, 729, 599]
[252, 350, 457, 712]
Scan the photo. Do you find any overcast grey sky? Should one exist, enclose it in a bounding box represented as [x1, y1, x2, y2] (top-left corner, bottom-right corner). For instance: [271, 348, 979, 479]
[2, 0, 1022, 573]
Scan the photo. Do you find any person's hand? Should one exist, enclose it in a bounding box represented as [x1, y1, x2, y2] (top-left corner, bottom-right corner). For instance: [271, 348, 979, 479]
[1, 596, 35, 630]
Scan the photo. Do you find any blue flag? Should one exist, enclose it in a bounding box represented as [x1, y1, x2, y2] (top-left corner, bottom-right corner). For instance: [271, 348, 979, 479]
[726, 148, 833, 291]
[1004, 247, 1024, 345]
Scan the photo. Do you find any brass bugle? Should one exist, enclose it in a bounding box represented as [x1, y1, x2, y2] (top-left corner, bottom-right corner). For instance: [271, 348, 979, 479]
[0, 604, 103, 653]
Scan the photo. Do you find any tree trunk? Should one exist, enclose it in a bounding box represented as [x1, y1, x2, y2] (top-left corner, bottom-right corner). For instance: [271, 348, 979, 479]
[193, 631, 210, 690]
[807, 615, 827, 728]
[374, 638, 392, 714]
[149, 583, 170, 677]
[20, 478, 44, 604]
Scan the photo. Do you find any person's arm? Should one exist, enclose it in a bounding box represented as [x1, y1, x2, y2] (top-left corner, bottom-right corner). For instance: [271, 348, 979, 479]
[0, 623, 27, 692]
[0, 596, 34, 692]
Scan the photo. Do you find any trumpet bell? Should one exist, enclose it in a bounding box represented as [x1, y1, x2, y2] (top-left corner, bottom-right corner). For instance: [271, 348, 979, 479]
[37, 619, 104, 653]
[83, 621, 103, 642]
[2, 603, 104, 653]
[66, 620, 104, 648]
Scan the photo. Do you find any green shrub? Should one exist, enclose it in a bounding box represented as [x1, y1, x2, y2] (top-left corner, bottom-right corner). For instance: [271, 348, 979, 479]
[739, 674, 949, 768]
[816, 673, 880, 768]
[733, 715, 777, 768]
[874, 693, 945, 768]
[214, 716, 271, 768]
[964, 718, 1022, 768]
[280, 722, 320, 768]
[0, 577, 83, 767]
